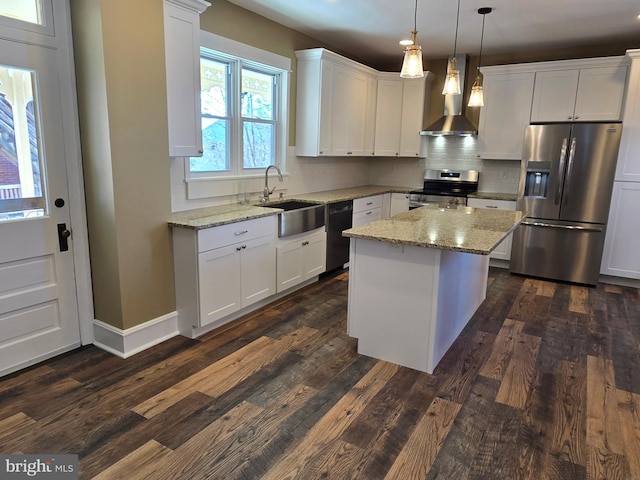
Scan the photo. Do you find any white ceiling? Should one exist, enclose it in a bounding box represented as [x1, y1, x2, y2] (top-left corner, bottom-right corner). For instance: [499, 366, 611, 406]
[227, 0, 640, 68]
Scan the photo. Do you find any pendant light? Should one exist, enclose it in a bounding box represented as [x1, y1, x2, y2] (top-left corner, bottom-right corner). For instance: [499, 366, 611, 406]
[442, 0, 462, 95]
[400, 0, 424, 78]
[468, 7, 492, 107]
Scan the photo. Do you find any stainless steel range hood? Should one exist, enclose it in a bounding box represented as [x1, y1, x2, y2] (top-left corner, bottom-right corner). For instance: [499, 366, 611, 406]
[421, 54, 478, 136]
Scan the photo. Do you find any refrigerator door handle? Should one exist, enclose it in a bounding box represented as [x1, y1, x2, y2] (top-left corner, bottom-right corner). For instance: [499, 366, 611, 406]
[555, 138, 569, 204]
[562, 137, 578, 206]
[521, 220, 604, 233]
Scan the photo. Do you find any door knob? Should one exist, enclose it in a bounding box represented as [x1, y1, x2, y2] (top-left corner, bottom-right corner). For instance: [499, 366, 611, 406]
[57, 223, 71, 252]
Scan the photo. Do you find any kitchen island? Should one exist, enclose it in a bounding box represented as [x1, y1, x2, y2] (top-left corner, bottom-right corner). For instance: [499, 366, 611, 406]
[343, 206, 525, 374]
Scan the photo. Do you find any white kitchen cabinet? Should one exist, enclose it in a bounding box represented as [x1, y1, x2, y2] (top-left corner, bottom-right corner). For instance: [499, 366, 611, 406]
[363, 76, 378, 156]
[467, 198, 516, 261]
[374, 73, 431, 157]
[615, 49, 640, 182]
[276, 227, 327, 293]
[477, 68, 535, 160]
[531, 64, 628, 123]
[352, 195, 383, 227]
[295, 49, 377, 157]
[389, 192, 410, 217]
[173, 216, 276, 332]
[601, 182, 640, 279]
[163, 0, 210, 157]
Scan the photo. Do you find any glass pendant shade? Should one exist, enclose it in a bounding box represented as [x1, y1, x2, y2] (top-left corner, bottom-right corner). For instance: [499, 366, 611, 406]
[442, 58, 461, 95]
[400, 44, 424, 78]
[467, 75, 484, 106]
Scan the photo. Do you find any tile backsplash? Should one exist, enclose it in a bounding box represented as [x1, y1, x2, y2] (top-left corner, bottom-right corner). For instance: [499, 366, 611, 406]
[369, 136, 521, 194]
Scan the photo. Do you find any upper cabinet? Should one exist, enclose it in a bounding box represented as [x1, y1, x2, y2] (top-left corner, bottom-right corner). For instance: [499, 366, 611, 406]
[374, 73, 433, 157]
[477, 68, 535, 160]
[531, 62, 628, 123]
[295, 49, 378, 157]
[163, 0, 210, 158]
[478, 56, 629, 161]
[615, 49, 640, 182]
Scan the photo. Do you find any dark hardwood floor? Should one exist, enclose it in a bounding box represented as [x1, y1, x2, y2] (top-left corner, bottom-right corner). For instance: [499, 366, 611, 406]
[1, 267, 639, 479]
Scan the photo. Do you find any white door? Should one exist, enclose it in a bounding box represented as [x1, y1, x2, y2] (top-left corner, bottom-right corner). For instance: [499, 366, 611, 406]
[0, 10, 81, 375]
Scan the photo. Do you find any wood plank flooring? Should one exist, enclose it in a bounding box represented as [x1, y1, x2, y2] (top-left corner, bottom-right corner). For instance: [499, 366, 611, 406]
[1, 268, 640, 479]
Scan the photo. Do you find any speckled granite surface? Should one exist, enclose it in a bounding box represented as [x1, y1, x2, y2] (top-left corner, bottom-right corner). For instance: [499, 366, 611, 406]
[343, 205, 525, 255]
[169, 185, 414, 229]
[468, 192, 518, 201]
[293, 185, 413, 204]
[169, 204, 281, 229]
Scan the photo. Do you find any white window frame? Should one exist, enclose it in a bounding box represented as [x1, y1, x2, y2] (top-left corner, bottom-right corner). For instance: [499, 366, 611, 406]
[185, 31, 290, 199]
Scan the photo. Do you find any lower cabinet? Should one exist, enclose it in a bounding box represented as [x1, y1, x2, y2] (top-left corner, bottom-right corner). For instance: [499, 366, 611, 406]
[389, 192, 410, 217]
[601, 181, 640, 279]
[467, 198, 516, 261]
[173, 216, 277, 331]
[352, 194, 383, 227]
[276, 227, 327, 293]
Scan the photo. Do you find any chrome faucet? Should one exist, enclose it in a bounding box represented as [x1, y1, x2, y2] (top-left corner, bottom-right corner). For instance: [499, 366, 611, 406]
[262, 164, 283, 203]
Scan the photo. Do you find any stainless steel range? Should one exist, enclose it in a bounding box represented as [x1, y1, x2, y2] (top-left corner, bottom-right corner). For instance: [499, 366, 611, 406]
[409, 169, 479, 209]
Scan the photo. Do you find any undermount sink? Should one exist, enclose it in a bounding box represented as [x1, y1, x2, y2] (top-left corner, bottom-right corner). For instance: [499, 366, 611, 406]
[262, 200, 325, 237]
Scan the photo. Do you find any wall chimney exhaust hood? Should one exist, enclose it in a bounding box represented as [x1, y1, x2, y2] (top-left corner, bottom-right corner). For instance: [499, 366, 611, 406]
[421, 54, 478, 136]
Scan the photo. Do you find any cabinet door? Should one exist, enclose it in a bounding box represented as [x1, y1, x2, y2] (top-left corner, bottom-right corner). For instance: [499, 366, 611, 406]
[616, 56, 640, 182]
[530, 69, 580, 123]
[198, 245, 241, 326]
[600, 182, 640, 279]
[347, 69, 369, 156]
[241, 236, 276, 307]
[276, 240, 303, 293]
[374, 79, 403, 156]
[302, 232, 327, 279]
[467, 199, 516, 261]
[163, 1, 205, 157]
[399, 78, 425, 157]
[574, 65, 628, 122]
[318, 59, 334, 156]
[363, 76, 378, 156]
[478, 72, 535, 160]
[389, 193, 410, 216]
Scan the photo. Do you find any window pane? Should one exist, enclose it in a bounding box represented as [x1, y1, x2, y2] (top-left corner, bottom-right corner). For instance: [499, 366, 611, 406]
[243, 121, 273, 169]
[242, 69, 274, 121]
[192, 55, 230, 173]
[0, 64, 45, 221]
[0, 0, 43, 25]
[190, 118, 230, 172]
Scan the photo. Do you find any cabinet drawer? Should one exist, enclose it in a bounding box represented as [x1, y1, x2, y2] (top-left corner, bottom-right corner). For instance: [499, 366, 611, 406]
[467, 198, 516, 211]
[197, 215, 276, 253]
[352, 206, 383, 227]
[353, 195, 383, 213]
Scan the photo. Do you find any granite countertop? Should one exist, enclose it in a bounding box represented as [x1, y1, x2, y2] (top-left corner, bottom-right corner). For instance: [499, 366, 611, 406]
[169, 185, 415, 229]
[468, 192, 518, 202]
[343, 205, 525, 255]
[293, 185, 413, 204]
[169, 203, 282, 229]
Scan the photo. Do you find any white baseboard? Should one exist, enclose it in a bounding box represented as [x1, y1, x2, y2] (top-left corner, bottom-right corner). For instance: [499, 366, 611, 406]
[93, 311, 179, 358]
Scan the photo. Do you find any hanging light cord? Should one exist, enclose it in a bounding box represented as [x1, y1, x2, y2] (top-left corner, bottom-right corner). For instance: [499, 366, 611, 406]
[412, 0, 418, 36]
[453, 0, 460, 56]
[478, 11, 486, 70]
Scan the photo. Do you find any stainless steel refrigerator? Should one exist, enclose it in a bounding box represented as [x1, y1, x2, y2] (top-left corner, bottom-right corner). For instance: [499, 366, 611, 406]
[510, 123, 622, 285]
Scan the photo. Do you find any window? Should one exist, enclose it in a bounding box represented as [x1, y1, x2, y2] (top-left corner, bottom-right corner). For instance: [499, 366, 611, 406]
[189, 34, 287, 179]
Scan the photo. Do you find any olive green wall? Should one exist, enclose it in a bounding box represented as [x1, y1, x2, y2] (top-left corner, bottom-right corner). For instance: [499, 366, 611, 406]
[71, 0, 174, 330]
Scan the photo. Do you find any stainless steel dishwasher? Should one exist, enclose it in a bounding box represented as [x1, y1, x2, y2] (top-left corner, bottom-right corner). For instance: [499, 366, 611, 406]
[326, 200, 353, 272]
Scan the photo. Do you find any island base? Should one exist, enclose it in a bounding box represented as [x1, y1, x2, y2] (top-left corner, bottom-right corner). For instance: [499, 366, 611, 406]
[347, 238, 489, 374]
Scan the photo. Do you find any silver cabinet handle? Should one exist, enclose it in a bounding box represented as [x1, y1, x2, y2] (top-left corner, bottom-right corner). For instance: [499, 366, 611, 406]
[302, 241, 310, 246]
[234, 230, 248, 236]
[366, 202, 373, 205]
[366, 211, 373, 215]
[236, 246, 242, 251]
[485, 205, 498, 209]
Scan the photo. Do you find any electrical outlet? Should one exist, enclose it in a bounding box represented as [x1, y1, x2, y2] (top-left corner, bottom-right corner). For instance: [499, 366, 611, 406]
[501, 170, 509, 179]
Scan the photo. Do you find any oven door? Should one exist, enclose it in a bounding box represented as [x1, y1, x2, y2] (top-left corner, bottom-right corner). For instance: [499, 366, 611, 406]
[409, 194, 468, 210]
